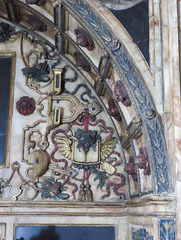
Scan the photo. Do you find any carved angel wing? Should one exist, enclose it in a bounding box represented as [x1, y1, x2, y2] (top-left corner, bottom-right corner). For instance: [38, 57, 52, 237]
[54, 136, 73, 160]
[100, 137, 116, 160]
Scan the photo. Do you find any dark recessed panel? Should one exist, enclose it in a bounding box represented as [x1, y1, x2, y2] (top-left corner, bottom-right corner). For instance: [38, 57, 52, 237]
[0, 57, 12, 164]
[111, 1, 149, 64]
[15, 225, 115, 240]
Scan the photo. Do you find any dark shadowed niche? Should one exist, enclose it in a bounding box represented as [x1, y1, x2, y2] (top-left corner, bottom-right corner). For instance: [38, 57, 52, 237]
[111, 0, 149, 64]
[0, 57, 12, 164]
[15, 225, 115, 240]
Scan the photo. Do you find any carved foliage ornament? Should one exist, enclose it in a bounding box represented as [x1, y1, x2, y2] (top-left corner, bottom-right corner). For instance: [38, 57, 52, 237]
[135, 147, 150, 175]
[160, 220, 175, 240]
[124, 148, 150, 180]
[124, 156, 137, 181]
[132, 228, 153, 240]
[41, 177, 69, 200]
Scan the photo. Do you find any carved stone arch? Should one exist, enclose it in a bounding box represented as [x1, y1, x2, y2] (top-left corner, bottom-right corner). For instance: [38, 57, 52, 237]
[59, 0, 171, 195]
[0, 13, 171, 197]
[0, 0, 178, 238]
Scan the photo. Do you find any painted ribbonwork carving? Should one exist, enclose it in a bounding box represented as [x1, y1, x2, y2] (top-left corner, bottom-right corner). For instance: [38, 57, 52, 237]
[19, 57, 126, 202]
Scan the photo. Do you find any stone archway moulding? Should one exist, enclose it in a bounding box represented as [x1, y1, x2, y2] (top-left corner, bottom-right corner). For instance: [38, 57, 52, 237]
[61, 0, 171, 194]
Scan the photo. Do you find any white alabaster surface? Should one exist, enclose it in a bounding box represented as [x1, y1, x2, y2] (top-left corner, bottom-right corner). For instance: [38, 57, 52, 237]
[0, 37, 128, 203]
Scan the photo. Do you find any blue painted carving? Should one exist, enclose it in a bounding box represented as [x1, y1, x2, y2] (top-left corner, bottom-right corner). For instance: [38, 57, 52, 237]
[160, 220, 175, 240]
[62, 0, 171, 194]
[132, 228, 153, 240]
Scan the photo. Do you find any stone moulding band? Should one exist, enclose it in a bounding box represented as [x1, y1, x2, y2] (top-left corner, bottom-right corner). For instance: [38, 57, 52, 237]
[62, 0, 171, 194]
